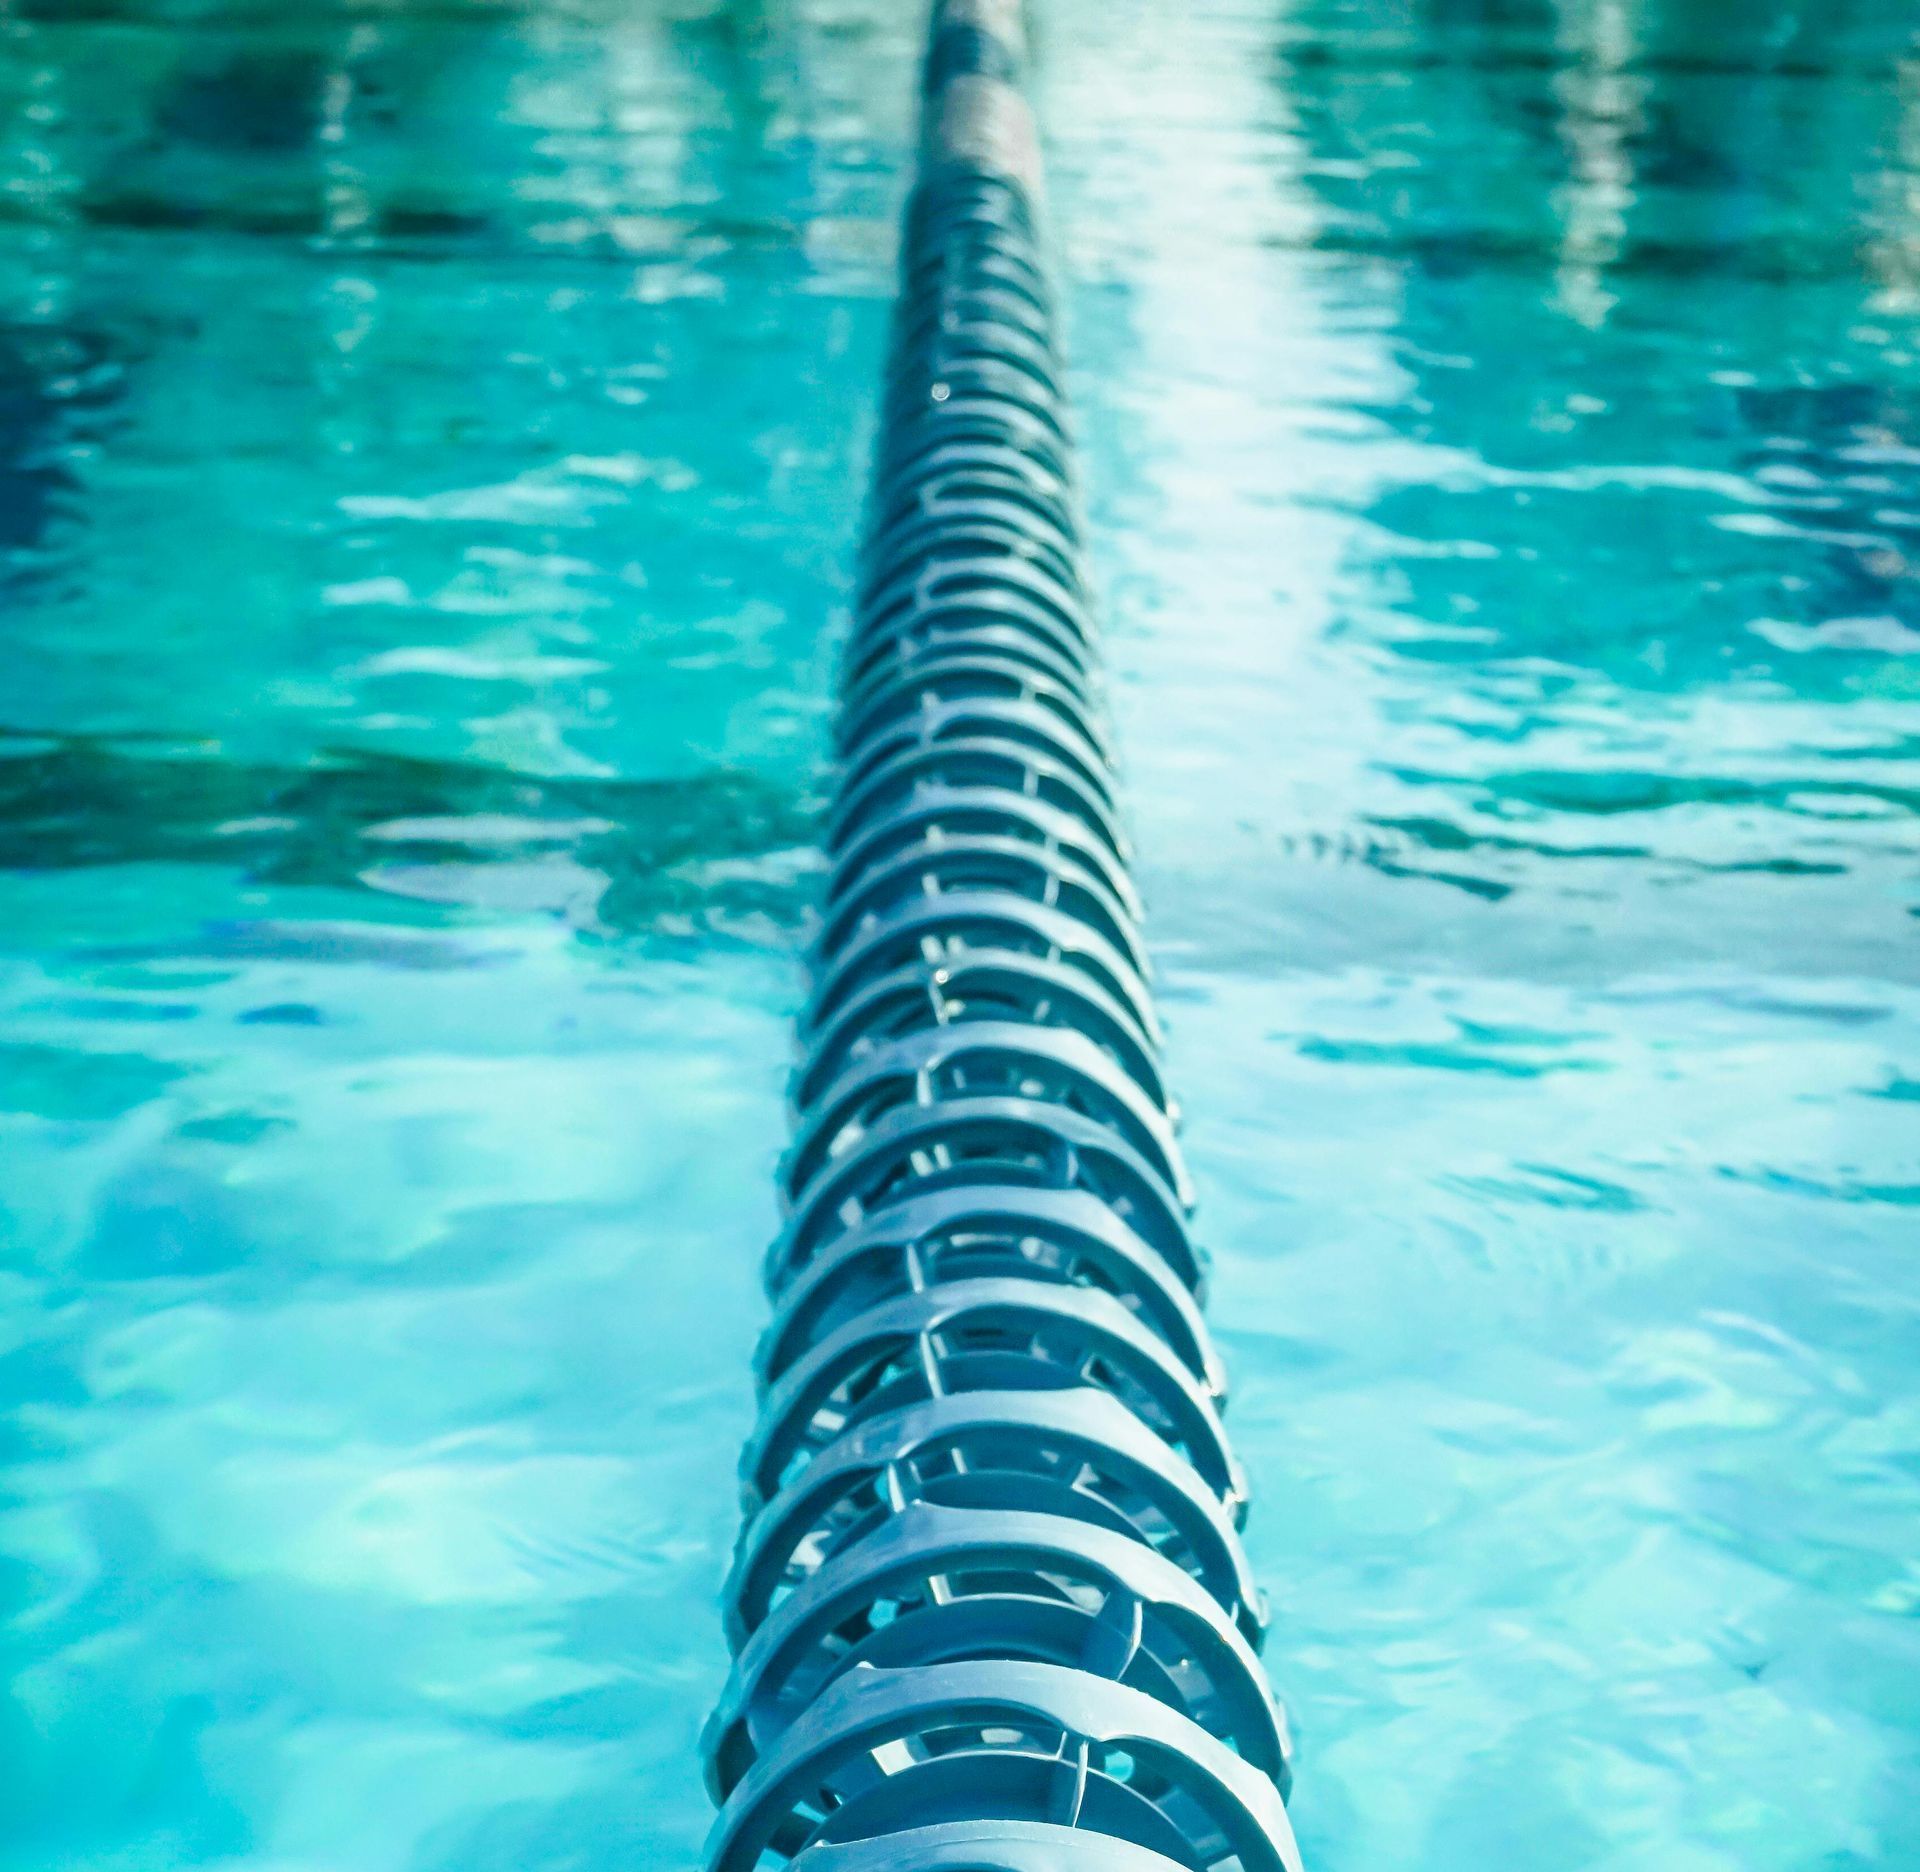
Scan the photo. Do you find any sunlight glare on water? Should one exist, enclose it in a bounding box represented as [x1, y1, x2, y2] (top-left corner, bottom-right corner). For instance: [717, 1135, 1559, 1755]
[1, 1, 1916, 1868]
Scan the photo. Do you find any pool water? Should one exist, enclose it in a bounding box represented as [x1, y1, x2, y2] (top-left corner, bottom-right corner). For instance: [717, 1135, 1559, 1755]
[2, 1, 1916, 1867]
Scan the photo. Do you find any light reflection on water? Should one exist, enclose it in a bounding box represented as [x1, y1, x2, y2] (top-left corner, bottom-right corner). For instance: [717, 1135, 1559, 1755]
[1, 2, 1915, 1868]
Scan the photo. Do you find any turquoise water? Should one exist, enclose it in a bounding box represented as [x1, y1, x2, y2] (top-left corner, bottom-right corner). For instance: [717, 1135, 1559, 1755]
[2, 0, 1917, 1866]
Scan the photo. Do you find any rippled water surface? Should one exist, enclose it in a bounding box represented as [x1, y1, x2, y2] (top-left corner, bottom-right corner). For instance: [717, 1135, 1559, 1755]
[4, 2, 1918, 1867]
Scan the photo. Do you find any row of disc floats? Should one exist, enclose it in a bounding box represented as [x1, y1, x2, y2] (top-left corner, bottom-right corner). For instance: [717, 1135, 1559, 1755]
[700, 49, 1304, 1872]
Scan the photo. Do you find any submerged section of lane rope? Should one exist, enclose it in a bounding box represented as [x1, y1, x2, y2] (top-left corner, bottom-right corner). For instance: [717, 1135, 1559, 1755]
[699, 5, 1305, 1870]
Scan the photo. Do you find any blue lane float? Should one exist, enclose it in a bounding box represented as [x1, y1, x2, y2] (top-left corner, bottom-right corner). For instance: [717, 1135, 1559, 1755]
[701, 4, 1305, 1867]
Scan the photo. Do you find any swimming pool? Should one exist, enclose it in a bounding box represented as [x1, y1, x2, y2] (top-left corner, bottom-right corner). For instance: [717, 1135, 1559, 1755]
[2, 1, 1916, 1867]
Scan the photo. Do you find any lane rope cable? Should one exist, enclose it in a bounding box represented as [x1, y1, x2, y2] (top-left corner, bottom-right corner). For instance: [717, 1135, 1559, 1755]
[701, 6, 1305, 1867]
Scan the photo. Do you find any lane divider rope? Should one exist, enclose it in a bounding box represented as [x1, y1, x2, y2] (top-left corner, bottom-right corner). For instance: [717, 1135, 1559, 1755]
[701, 7, 1304, 1867]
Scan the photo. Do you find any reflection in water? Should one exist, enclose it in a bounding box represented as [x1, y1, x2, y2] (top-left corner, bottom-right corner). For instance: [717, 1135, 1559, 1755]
[1223, 0, 1920, 927]
[1, 2, 1917, 1871]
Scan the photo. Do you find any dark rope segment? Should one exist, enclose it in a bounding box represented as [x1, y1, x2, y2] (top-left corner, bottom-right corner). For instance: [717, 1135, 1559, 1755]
[701, 5, 1304, 1868]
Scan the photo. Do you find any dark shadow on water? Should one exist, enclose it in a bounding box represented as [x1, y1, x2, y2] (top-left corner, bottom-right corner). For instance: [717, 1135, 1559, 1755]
[1736, 384, 1920, 629]
[156, 49, 329, 154]
[0, 730, 821, 941]
[0, 325, 118, 568]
